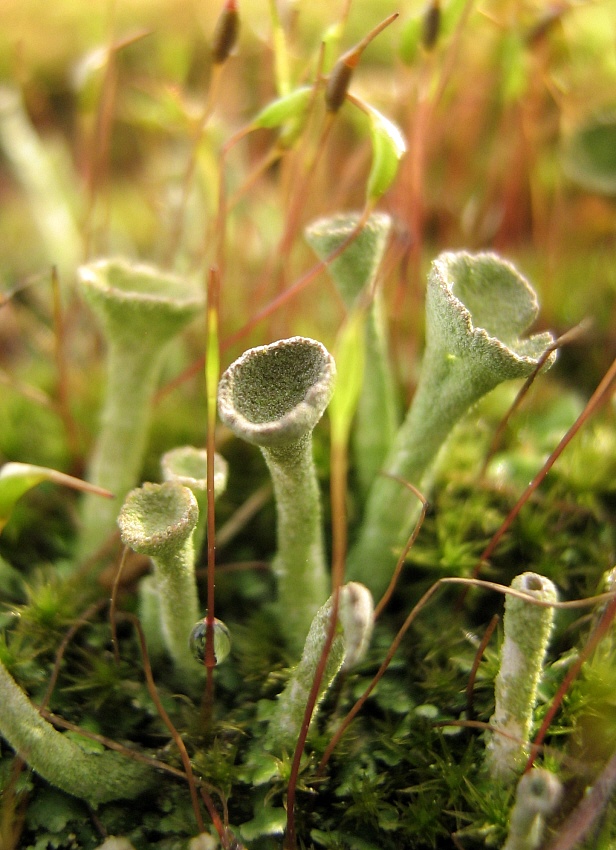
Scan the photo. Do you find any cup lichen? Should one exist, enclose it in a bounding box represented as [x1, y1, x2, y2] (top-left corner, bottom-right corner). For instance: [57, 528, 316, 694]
[305, 212, 399, 497]
[347, 252, 557, 597]
[486, 572, 558, 784]
[118, 480, 200, 677]
[217, 336, 336, 653]
[77, 259, 204, 559]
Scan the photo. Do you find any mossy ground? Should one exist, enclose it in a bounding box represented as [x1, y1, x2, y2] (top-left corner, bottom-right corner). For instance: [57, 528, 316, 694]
[1, 383, 615, 848]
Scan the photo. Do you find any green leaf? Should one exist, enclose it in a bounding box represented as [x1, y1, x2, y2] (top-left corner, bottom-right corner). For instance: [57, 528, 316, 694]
[0, 462, 112, 534]
[252, 86, 312, 130]
[25, 788, 86, 833]
[366, 105, 406, 202]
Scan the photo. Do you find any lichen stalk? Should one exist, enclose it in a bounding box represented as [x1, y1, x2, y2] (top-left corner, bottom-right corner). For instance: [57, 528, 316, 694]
[347, 252, 556, 596]
[217, 337, 335, 654]
[118, 481, 200, 677]
[503, 769, 563, 850]
[0, 658, 153, 804]
[81, 341, 163, 554]
[486, 572, 558, 783]
[265, 582, 373, 753]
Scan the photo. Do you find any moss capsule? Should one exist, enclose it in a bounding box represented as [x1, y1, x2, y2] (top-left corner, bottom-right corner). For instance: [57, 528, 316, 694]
[212, 0, 240, 65]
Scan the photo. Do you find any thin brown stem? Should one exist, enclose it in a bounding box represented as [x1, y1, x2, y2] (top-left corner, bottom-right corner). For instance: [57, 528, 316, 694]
[472, 355, 616, 578]
[285, 587, 341, 850]
[114, 612, 207, 835]
[165, 65, 223, 265]
[465, 613, 499, 721]
[110, 546, 130, 665]
[542, 744, 616, 850]
[154, 210, 370, 403]
[374, 475, 428, 620]
[526, 593, 616, 773]
[478, 319, 592, 478]
[203, 267, 222, 726]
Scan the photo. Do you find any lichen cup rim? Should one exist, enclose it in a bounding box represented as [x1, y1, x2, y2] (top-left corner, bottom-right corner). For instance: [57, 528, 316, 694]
[78, 257, 203, 309]
[305, 209, 392, 241]
[161, 445, 228, 492]
[118, 481, 199, 556]
[431, 251, 556, 366]
[217, 336, 336, 448]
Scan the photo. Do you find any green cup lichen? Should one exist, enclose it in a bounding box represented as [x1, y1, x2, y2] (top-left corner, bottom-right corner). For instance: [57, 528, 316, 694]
[218, 336, 336, 654]
[486, 572, 558, 783]
[118, 480, 200, 677]
[347, 252, 556, 597]
[305, 212, 399, 497]
[78, 259, 204, 559]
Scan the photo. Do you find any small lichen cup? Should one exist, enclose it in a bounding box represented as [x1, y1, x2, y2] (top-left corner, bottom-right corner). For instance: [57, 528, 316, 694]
[161, 445, 229, 557]
[217, 336, 336, 654]
[118, 480, 200, 677]
[347, 252, 557, 596]
[77, 259, 204, 560]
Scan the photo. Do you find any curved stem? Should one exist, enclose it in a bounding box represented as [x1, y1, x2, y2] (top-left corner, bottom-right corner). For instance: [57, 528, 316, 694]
[0, 659, 153, 804]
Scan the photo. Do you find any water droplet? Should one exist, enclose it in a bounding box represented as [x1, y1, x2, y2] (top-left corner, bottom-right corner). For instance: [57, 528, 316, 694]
[189, 616, 231, 664]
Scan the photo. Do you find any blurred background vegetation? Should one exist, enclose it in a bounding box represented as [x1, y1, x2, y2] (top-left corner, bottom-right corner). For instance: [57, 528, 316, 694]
[1, 0, 615, 393]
